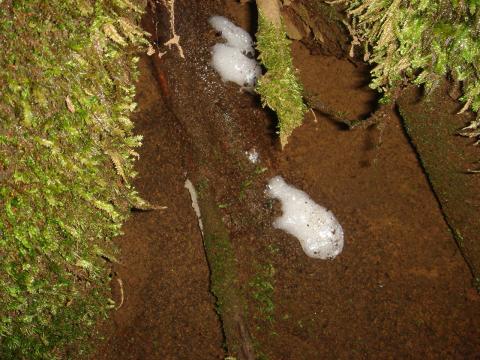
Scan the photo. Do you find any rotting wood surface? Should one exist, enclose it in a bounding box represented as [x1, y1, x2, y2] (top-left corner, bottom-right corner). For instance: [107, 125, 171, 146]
[398, 84, 480, 288]
[95, 1, 480, 358]
[144, 1, 272, 358]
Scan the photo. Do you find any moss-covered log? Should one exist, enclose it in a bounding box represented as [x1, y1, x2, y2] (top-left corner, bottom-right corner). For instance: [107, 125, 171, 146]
[0, 0, 147, 358]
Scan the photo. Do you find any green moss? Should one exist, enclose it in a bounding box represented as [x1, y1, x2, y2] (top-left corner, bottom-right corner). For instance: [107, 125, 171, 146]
[249, 263, 276, 324]
[204, 233, 238, 317]
[0, 0, 147, 357]
[256, 11, 307, 148]
[347, 0, 480, 130]
[238, 165, 267, 201]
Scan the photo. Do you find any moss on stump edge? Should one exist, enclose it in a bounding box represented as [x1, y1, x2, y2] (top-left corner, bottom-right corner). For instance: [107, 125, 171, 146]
[0, 0, 147, 358]
[255, 10, 307, 149]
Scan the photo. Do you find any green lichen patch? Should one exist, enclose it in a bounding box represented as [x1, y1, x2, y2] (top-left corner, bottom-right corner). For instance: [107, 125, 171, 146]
[256, 11, 307, 148]
[0, 0, 147, 358]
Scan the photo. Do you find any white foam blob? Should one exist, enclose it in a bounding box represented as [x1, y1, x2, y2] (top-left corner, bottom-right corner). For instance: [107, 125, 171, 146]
[266, 176, 344, 259]
[211, 43, 261, 88]
[209, 15, 262, 88]
[209, 15, 255, 55]
[245, 148, 259, 164]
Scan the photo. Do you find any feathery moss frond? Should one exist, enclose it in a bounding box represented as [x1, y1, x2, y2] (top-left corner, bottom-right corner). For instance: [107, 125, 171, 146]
[0, 0, 147, 357]
[256, 11, 307, 148]
[348, 0, 480, 132]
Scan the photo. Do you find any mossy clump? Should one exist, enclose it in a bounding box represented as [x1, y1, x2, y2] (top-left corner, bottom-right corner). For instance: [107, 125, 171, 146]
[0, 0, 147, 358]
[256, 11, 307, 148]
[347, 0, 480, 133]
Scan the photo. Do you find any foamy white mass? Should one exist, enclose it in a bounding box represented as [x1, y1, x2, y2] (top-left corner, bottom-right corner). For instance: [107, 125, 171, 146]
[208, 15, 262, 88]
[266, 176, 344, 259]
[209, 15, 255, 55]
[245, 148, 259, 164]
